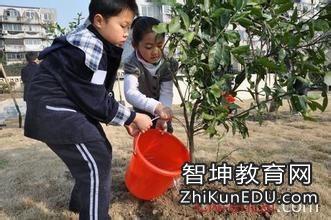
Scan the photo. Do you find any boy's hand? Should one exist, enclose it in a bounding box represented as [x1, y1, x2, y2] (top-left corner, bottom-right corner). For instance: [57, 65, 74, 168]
[125, 124, 139, 137]
[133, 113, 152, 133]
[154, 103, 173, 120]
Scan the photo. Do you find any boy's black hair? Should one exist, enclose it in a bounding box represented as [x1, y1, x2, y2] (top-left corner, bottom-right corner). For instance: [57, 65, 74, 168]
[131, 16, 165, 46]
[89, 0, 139, 22]
[25, 51, 38, 63]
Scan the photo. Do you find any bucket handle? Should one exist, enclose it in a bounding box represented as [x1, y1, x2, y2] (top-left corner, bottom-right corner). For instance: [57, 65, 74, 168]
[132, 116, 189, 155]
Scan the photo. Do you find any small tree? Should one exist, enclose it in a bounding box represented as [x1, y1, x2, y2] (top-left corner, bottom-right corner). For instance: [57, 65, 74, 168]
[46, 13, 85, 37]
[154, 0, 330, 161]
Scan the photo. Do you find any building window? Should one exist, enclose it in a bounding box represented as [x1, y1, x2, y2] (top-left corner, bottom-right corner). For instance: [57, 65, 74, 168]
[6, 53, 24, 60]
[141, 5, 162, 21]
[4, 9, 20, 17]
[25, 11, 39, 20]
[3, 24, 22, 31]
[5, 38, 23, 45]
[24, 39, 41, 45]
[43, 13, 50, 20]
[27, 25, 40, 32]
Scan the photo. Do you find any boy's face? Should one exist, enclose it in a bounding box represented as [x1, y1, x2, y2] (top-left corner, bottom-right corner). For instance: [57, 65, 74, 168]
[135, 32, 165, 64]
[93, 9, 134, 47]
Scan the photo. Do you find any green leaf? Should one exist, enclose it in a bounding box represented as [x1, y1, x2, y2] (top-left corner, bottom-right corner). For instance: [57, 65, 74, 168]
[288, 36, 300, 48]
[178, 10, 190, 30]
[274, 0, 290, 4]
[233, 54, 245, 65]
[256, 57, 277, 71]
[275, 2, 293, 14]
[234, 71, 245, 89]
[168, 17, 181, 33]
[207, 125, 217, 137]
[202, 112, 214, 121]
[231, 45, 250, 55]
[291, 95, 307, 112]
[278, 48, 286, 61]
[262, 13, 272, 21]
[225, 31, 241, 44]
[250, 6, 263, 18]
[313, 20, 329, 32]
[153, 23, 168, 33]
[307, 94, 320, 101]
[291, 7, 298, 22]
[168, 42, 176, 57]
[308, 100, 325, 111]
[321, 84, 328, 111]
[210, 84, 221, 98]
[237, 17, 253, 28]
[191, 90, 201, 99]
[180, 46, 188, 61]
[208, 41, 230, 70]
[235, 0, 247, 11]
[211, 8, 226, 18]
[296, 76, 309, 85]
[184, 32, 195, 44]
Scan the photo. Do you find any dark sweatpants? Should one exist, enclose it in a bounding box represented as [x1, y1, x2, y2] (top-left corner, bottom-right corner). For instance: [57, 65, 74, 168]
[47, 140, 112, 220]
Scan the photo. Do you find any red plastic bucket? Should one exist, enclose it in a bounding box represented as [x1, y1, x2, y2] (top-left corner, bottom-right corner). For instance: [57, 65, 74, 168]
[125, 129, 190, 200]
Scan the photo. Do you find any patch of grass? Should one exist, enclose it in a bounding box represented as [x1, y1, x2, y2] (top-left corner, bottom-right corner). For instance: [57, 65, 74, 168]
[309, 144, 331, 154]
[311, 152, 330, 162]
[0, 159, 9, 169]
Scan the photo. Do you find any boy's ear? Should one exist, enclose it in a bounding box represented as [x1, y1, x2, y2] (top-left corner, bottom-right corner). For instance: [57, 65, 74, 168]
[93, 14, 105, 28]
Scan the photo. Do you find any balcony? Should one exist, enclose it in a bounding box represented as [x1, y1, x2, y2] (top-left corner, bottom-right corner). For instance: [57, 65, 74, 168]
[0, 16, 21, 23]
[4, 45, 24, 52]
[0, 16, 41, 24]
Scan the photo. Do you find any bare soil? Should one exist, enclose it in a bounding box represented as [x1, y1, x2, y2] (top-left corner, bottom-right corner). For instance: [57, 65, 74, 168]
[0, 94, 330, 219]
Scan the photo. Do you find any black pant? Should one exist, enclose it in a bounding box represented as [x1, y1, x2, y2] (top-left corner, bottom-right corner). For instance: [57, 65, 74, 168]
[47, 140, 112, 220]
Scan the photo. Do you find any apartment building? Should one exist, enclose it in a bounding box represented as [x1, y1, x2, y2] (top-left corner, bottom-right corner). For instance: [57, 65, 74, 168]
[0, 5, 56, 65]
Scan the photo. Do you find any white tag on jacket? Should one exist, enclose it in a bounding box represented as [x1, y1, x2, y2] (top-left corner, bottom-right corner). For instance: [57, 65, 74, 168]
[91, 70, 106, 85]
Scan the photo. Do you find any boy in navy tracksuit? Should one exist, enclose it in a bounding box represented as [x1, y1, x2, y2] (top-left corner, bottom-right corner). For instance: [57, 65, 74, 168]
[24, 1, 171, 219]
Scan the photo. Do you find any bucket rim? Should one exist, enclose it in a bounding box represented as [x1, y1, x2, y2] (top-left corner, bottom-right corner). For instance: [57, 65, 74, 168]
[134, 129, 189, 177]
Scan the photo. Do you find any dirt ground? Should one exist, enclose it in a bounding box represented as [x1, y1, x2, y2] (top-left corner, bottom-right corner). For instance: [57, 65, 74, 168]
[0, 93, 330, 220]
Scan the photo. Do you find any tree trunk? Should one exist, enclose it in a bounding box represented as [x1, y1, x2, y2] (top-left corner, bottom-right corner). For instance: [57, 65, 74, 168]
[269, 73, 279, 112]
[255, 78, 261, 106]
[188, 131, 195, 162]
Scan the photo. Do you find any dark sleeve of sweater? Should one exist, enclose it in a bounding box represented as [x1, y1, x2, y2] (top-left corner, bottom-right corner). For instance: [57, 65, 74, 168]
[47, 45, 135, 126]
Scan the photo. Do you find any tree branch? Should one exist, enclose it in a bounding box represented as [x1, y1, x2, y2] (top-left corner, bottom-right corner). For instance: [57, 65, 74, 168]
[227, 93, 290, 120]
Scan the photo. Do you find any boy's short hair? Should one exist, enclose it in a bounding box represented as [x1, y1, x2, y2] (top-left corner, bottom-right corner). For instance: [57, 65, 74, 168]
[131, 16, 165, 46]
[25, 51, 39, 63]
[89, 0, 139, 22]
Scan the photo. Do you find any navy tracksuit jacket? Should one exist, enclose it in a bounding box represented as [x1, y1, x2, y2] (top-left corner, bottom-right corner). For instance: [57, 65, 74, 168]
[24, 24, 135, 220]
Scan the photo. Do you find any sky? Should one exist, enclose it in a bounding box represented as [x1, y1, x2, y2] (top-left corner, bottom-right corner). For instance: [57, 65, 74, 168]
[0, 0, 90, 27]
